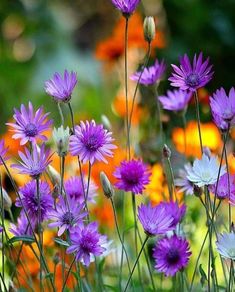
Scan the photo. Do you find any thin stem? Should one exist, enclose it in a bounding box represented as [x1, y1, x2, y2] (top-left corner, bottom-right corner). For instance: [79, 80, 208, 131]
[62, 257, 76, 291]
[182, 110, 187, 156]
[166, 157, 177, 203]
[68, 102, 75, 133]
[224, 138, 232, 231]
[194, 90, 203, 155]
[57, 102, 64, 126]
[0, 174, 4, 284]
[228, 261, 234, 292]
[85, 162, 91, 205]
[155, 85, 163, 145]
[0, 272, 8, 292]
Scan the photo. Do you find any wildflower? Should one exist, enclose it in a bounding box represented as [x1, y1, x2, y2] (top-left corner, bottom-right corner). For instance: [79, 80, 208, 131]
[130, 59, 166, 85]
[186, 154, 226, 187]
[153, 234, 191, 276]
[143, 16, 155, 43]
[69, 120, 116, 164]
[216, 232, 235, 260]
[100, 171, 114, 199]
[209, 173, 235, 200]
[64, 176, 97, 204]
[169, 52, 213, 91]
[114, 159, 151, 194]
[11, 143, 52, 178]
[6, 102, 52, 145]
[15, 180, 53, 223]
[159, 89, 192, 111]
[67, 222, 107, 266]
[48, 196, 87, 236]
[158, 201, 186, 228]
[138, 203, 175, 236]
[9, 211, 35, 237]
[53, 126, 70, 156]
[45, 70, 77, 103]
[0, 139, 9, 164]
[175, 163, 194, 195]
[111, 0, 140, 16]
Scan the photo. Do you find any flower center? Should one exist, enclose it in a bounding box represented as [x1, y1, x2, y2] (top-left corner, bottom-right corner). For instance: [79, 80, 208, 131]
[185, 73, 200, 88]
[25, 123, 38, 137]
[228, 248, 235, 258]
[167, 248, 180, 264]
[84, 134, 102, 152]
[62, 211, 74, 225]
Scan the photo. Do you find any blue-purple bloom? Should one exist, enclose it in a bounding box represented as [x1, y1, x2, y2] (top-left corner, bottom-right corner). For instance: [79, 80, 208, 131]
[153, 234, 191, 276]
[0, 139, 9, 165]
[209, 173, 235, 200]
[159, 89, 192, 111]
[158, 201, 186, 228]
[48, 196, 87, 236]
[111, 0, 140, 16]
[67, 222, 107, 266]
[138, 203, 175, 236]
[169, 52, 213, 91]
[69, 120, 116, 164]
[45, 70, 78, 103]
[175, 163, 194, 196]
[6, 102, 52, 145]
[9, 211, 35, 237]
[130, 59, 166, 85]
[216, 232, 235, 260]
[11, 143, 52, 178]
[0, 226, 3, 248]
[114, 159, 151, 194]
[15, 180, 53, 223]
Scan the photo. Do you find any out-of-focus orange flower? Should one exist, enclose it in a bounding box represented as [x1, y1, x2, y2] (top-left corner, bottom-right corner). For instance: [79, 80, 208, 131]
[1, 126, 23, 156]
[172, 121, 222, 158]
[92, 199, 115, 229]
[95, 13, 166, 62]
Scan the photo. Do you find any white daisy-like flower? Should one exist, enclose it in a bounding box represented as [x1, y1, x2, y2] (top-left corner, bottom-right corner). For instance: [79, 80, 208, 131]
[186, 154, 226, 187]
[216, 232, 235, 260]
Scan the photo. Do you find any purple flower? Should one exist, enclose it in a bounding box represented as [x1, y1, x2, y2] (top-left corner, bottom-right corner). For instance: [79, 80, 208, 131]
[9, 211, 35, 237]
[64, 176, 97, 204]
[114, 159, 151, 194]
[210, 87, 235, 130]
[209, 173, 235, 200]
[15, 180, 53, 223]
[158, 201, 186, 228]
[45, 70, 78, 103]
[138, 203, 175, 236]
[48, 196, 87, 236]
[0, 139, 9, 165]
[67, 222, 107, 266]
[69, 120, 117, 164]
[11, 143, 52, 178]
[169, 52, 213, 91]
[6, 102, 52, 146]
[111, 0, 140, 16]
[130, 59, 166, 86]
[175, 163, 194, 196]
[153, 234, 191, 276]
[159, 89, 192, 111]
[0, 226, 3, 248]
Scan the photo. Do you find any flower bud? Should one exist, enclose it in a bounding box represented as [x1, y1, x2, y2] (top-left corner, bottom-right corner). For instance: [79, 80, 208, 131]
[193, 184, 202, 197]
[143, 16, 156, 43]
[47, 165, 61, 186]
[163, 144, 171, 159]
[53, 126, 70, 156]
[0, 188, 12, 211]
[101, 115, 112, 131]
[100, 171, 114, 199]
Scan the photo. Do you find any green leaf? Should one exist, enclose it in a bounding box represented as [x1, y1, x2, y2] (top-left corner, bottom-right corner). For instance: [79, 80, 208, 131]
[8, 236, 35, 244]
[54, 237, 69, 247]
[103, 284, 119, 292]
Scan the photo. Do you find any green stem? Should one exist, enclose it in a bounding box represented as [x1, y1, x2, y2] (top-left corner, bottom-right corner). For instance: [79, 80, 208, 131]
[194, 90, 203, 155]
[0, 272, 8, 292]
[68, 102, 75, 133]
[62, 257, 76, 291]
[155, 85, 163, 145]
[57, 102, 64, 126]
[181, 110, 187, 156]
[0, 174, 4, 284]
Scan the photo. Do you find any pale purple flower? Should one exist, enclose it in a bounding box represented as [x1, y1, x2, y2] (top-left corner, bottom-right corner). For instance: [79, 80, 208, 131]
[9, 211, 35, 237]
[69, 120, 117, 164]
[11, 143, 52, 178]
[111, 0, 140, 16]
[130, 59, 166, 85]
[169, 52, 213, 91]
[175, 163, 194, 195]
[114, 159, 151, 194]
[159, 89, 192, 111]
[6, 102, 52, 145]
[0, 139, 9, 165]
[45, 70, 77, 103]
[153, 235, 191, 276]
[158, 201, 186, 228]
[216, 232, 235, 260]
[48, 196, 87, 236]
[138, 203, 175, 236]
[209, 173, 235, 200]
[67, 222, 107, 266]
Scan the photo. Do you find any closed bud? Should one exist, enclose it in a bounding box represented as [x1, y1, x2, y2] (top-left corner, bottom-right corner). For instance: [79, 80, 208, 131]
[143, 16, 156, 43]
[53, 126, 70, 156]
[0, 188, 12, 211]
[101, 115, 112, 131]
[163, 144, 171, 158]
[193, 185, 202, 197]
[100, 171, 114, 199]
[47, 165, 61, 186]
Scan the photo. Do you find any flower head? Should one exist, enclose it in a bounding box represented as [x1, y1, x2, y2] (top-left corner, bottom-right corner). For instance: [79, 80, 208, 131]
[153, 235, 191, 276]
[67, 222, 107, 266]
[186, 154, 226, 187]
[0, 139, 9, 164]
[209, 173, 235, 200]
[6, 102, 52, 146]
[216, 232, 235, 260]
[111, 0, 140, 16]
[175, 163, 194, 195]
[53, 126, 70, 156]
[11, 143, 51, 178]
[45, 70, 77, 103]
[130, 59, 166, 86]
[138, 203, 175, 236]
[158, 201, 186, 228]
[69, 120, 116, 164]
[159, 89, 192, 112]
[114, 159, 151, 194]
[9, 211, 35, 237]
[169, 52, 213, 91]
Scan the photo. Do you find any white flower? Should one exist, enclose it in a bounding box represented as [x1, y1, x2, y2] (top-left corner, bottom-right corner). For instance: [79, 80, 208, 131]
[186, 154, 226, 187]
[53, 126, 70, 156]
[216, 232, 235, 260]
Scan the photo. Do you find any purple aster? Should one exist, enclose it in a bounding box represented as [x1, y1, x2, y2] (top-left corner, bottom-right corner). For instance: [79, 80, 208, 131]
[138, 203, 175, 236]
[44, 70, 78, 103]
[158, 201, 186, 228]
[48, 195, 87, 236]
[169, 52, 213, 92]
[209, 173, 235, 200]
[0, 226, 3, 248]
[175, 163, 194, 196]
[9, 211, 35, 237]
[111, 0, 140, 16]
[11, 143, 52, 178]
[15, 180, 53, 224]
[64, 176, 97, 204]
[69, 120, 117, 164]
[0, 139, 9, 165]
[67, 222, 107, 266]
[210, 87, 235, 130]
[6, 102, 52, 146]
[114, 159, 151, 194]
[130, 59, 166, 86]
[159, 89, 192, 111]
[153, 234, 191, 277]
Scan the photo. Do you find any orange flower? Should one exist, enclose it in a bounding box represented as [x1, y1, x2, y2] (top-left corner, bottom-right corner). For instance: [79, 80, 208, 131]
[92, 199, 115, 229]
